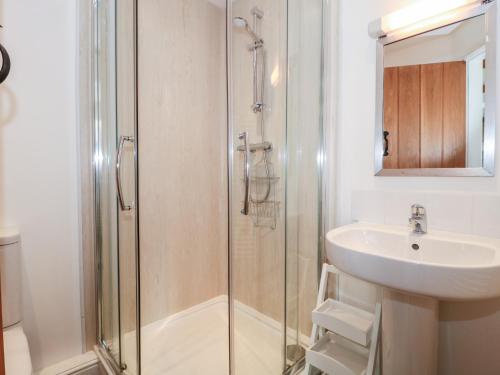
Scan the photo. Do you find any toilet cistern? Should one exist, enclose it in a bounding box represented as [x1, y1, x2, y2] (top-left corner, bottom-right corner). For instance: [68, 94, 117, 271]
[409, 204, 426, 234]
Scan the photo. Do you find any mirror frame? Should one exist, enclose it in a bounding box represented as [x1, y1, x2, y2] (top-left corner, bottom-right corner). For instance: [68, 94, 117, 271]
[374, 1, 497, 177]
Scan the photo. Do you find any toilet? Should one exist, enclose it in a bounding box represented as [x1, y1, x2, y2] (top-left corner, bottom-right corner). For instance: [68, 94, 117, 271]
[0, 228, 32, 375]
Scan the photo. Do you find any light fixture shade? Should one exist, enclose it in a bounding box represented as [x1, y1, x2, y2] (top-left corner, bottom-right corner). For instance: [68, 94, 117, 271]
[369, 0, 485, 38]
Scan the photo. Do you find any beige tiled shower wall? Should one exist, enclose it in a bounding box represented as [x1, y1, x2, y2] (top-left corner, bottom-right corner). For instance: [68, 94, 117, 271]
[138, 0, 228, 326]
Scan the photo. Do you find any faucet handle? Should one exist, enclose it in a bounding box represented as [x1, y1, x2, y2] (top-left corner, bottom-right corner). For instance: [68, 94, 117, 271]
[411, 204, 425, 217]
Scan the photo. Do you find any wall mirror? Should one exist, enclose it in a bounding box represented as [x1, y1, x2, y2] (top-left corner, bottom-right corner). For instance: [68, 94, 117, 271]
[374, 2, 497, 176]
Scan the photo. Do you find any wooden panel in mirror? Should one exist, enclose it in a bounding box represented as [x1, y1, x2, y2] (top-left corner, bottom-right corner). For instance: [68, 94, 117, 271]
[383, 62, 466, 169]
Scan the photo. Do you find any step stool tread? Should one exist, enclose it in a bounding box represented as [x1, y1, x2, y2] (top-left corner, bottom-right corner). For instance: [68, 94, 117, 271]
[306, 332, 368, 375]
[312, 299, 374, 346]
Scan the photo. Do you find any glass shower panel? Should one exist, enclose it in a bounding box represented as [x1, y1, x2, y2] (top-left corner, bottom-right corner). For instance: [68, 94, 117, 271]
[95, 0, 120, 364]
[137, 1, 229, 374]
[285, 0, 324, 368]
[94, 0, 138, 373]
[116, 0, 139, 373]
[230, 1, 288, 374]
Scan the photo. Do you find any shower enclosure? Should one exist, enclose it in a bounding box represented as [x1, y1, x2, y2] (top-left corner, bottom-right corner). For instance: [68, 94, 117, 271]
[92, 0, 325, 374]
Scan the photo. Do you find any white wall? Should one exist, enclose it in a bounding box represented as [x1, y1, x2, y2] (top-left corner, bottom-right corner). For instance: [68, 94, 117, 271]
[0, 0, 82, 370]
[334, 1, 500, 374]
[468, 49, 486, 168]
[384, 15, 486, 67]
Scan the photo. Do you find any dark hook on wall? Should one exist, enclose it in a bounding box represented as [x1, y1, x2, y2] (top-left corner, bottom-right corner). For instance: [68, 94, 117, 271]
[0, 25, 10, 84]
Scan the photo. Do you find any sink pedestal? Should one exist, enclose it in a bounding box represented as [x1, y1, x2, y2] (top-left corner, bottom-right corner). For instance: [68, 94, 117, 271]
[382, 289, 439, 375]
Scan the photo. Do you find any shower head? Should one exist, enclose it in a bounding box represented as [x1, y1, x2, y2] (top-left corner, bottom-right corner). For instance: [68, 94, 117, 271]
[233, 17, 263, 45]
[233, 17, 248, 30]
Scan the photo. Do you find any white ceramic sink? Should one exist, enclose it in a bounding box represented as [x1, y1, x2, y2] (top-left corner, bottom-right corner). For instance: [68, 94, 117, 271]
[326, 223, 500, 301]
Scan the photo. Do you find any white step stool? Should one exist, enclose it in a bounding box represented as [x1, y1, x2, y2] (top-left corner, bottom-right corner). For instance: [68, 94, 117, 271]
[305, 264, 381, 375]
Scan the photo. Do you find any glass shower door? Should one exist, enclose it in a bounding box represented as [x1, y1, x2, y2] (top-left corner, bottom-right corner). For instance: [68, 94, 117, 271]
[94, 0, 139, 373]
[115, 0, 139, 373]
[94, 0, 120, 365]
[230, 1, 288, 374]
[229, 0, 324, 373]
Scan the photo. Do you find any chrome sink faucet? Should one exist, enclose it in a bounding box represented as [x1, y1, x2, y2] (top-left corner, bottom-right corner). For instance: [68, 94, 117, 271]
[409, 204, 427, 234]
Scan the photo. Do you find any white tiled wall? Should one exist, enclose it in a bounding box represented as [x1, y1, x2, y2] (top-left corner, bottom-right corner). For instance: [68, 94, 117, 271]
[352, 190, 500, 238]
[471, 194, 500, 238]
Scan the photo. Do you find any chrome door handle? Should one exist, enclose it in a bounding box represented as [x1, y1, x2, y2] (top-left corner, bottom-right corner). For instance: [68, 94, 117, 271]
[239, 132, 250, 215]
[116, 135, 135, 211]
